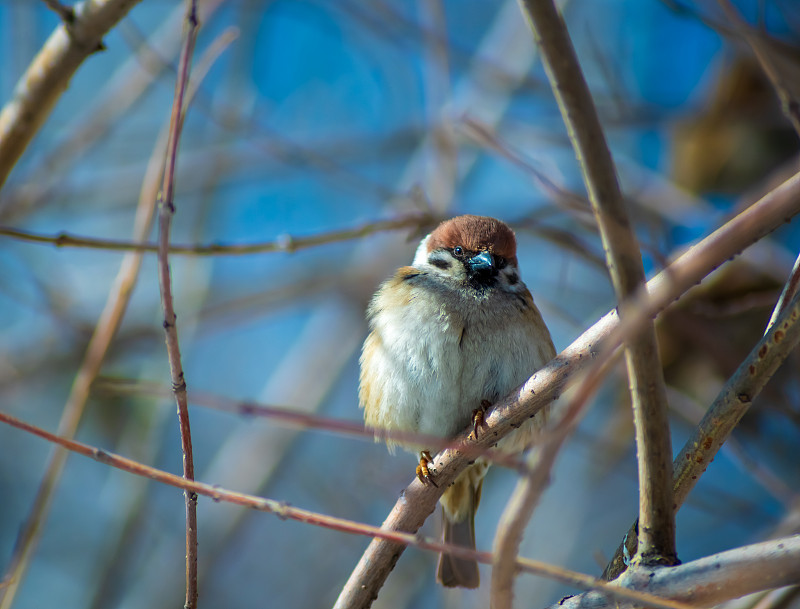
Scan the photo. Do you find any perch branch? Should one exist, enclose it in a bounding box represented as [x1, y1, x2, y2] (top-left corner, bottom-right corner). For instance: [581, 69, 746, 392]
[335, 170, 800, 608]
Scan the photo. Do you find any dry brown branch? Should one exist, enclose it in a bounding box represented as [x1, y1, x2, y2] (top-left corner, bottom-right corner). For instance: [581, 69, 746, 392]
[0, 214, 434, 255]
[335, 170, 800, 608]
[0, 29, 177, 609]
[156, 2, 200, 606]
[0, 0, 228, 223]
[603, 286, 800, 580]
[0, 408, 699, 609]
[0, 0, 143, 189]
[556, 535, 800, 609]
[517, 0, 676, 566]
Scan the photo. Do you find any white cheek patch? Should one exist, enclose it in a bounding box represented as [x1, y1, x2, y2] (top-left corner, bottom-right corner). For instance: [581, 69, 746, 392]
[412, 234, 432, 267]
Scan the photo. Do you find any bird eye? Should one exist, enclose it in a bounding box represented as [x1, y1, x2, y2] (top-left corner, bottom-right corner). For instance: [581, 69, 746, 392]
[496, 257, 507, 270]
[453, 246, 464, 257]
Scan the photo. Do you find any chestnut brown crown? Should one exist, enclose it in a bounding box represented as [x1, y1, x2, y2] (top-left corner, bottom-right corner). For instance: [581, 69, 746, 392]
[427, 215, 518, 265]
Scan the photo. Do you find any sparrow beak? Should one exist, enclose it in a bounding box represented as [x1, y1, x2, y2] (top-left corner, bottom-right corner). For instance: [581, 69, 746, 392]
[467, 251, 495, 274]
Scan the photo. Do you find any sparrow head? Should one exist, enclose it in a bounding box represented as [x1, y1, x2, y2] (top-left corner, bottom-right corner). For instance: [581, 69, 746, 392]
[412, 215, 522, 292]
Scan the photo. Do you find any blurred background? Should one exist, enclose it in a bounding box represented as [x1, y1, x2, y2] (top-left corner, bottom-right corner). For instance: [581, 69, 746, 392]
[1, 1, 800, 608]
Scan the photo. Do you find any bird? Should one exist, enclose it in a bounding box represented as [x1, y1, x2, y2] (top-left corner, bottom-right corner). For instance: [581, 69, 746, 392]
[359, 214, 556, 588]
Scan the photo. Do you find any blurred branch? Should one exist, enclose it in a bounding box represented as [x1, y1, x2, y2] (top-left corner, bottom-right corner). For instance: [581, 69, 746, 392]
[518, 0, 676, 566]
[335, 169, 800, 607]
[0, 0, 229, 223]
[0, 213, 435, 255]
[603, 286, 800, 580]
[0, 0, 143, 190]
[717, 0, 800, 138]
[0, 408, 697, 609]
[96, 378, 531, 471]
[555, 535, 800, 609]
[0, 9, 188, 603]
[491, 351, 618, 609]
[155, 1, 199, 606]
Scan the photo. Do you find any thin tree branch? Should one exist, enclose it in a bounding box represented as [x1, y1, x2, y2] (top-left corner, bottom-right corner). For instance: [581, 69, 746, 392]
[557, 535, 800, 609]
[0, 408, 699, 609]
[517, 0, 676, 566]
[156, 1, 200, 607]
[335, 170, 800, 608]
[766, 250, 800, 331]
[0, 214, 434, 255]
[491, 352, 620, 609]
[0, 34, 173, 609]
[603, 286, 800, 579]
[0, 0, 143, 190]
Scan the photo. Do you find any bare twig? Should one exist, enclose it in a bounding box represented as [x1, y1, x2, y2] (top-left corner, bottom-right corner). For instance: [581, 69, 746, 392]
[603, 287, 800, 580]
[335, 170, 800, 608]
[0, 37, 172, 609]
[517, 0, 676, 566]
[0, 408, 700, 609]
[0, 0, 143, 189]
[156, 1, 200, 607]
[0, 214, 434, 255]
[766, 250, 800, 331]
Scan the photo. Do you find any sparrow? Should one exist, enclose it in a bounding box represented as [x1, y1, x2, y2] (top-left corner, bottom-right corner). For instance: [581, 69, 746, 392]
[359, 214, 556, 588]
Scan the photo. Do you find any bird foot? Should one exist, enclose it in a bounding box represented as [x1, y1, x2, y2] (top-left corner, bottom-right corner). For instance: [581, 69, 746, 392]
[471, 400, 491, 439]
[416, 450, 438, 487]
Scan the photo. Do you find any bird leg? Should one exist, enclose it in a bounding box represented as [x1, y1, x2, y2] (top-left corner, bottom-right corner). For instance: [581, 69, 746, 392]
[416, 450, 438, 487]
[471, 400, 492, 439]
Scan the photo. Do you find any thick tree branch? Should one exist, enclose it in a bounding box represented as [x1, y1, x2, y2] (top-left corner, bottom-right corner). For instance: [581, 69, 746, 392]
[559, 536, 800, 609]
[604, 286, 800, 579]
[0, 0, 143, 190]
[335, 170, 800, 608]
[517, 0, 676, 566]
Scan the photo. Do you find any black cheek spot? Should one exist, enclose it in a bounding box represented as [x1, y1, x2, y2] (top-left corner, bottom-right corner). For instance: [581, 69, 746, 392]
[430, 258, 451, 270]
[507, 272, 518, 285]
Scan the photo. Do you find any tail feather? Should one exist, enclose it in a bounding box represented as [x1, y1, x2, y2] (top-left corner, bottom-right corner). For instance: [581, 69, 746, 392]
[437, 508, 480, 588]
[437, 477, 483, 588]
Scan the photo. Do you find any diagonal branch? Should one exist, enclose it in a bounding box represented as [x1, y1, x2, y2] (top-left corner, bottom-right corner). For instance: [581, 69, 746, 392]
[558, 535, 800, 609]
[335, 170, 800, 608]
[156, 2, 200, 607]
[603, 284, 800, 579]
[517, 0, 676, 566]
[0, 407, 701, 609]
[0, 0, 143, 190]
[491, 352, 620, 609]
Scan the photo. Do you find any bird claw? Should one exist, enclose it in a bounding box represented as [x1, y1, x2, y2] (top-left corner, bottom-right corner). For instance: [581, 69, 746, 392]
[416, 450, 438, 487]
[471, 400, 491, 439]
